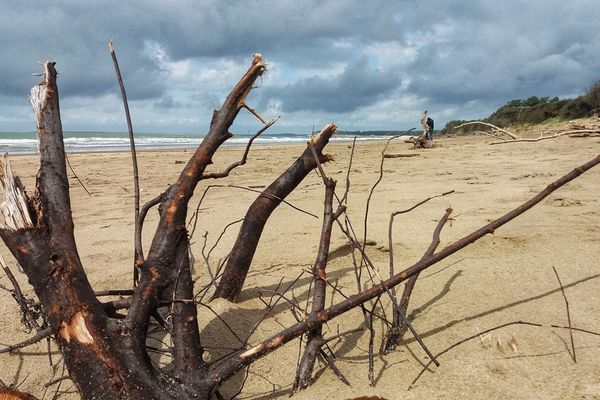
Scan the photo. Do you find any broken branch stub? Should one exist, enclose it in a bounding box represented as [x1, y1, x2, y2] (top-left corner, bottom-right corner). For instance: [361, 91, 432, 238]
[213, 123, 337, 301]
[0, 156, 33, 230]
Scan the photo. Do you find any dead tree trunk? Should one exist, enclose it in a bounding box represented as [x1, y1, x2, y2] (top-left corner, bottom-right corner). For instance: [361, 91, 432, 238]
[0, 57, 269, 400]
[0, 62, 172, 400]
[213, 124, 336, 301]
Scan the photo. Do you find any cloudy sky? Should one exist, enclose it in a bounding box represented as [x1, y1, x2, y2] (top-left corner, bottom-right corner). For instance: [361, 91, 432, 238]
[1, 0, 599, 134]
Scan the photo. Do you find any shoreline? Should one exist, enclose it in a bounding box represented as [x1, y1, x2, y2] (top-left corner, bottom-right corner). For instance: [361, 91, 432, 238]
[1, 135, 416, 156]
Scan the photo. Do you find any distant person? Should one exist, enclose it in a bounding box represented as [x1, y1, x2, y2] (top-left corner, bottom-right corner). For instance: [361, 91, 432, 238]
[426, 116, 434, 140]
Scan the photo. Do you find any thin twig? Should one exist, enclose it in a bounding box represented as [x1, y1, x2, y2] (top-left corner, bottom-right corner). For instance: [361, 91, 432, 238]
[362, 129, 416, 256]
[340, 137, 357, 205]
[65, 155, 91, 196]
[0, 327, 52, 354]
[202, 116, 280, 179]
[204, 218, 244, 268]
[109, 41, 141, 286]
[552, 266, 576, 362]
[0, 254, 41, 330]
[190, 184, 318, 223]
[388, 190, 455, 283]
[395, 309, 439, 366]
[228, 184, 319, 219]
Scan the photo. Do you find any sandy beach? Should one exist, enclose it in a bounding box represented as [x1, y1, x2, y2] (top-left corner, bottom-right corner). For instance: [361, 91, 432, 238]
[1, 119, 599, 399]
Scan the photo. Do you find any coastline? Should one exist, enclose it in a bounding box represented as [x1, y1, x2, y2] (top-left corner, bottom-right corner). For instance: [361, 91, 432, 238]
[0, 131, 417, 156]
[1, 129, 599, 399]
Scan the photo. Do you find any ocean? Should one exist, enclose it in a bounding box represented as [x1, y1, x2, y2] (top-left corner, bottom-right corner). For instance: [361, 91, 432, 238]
[0, 131, 407, 155]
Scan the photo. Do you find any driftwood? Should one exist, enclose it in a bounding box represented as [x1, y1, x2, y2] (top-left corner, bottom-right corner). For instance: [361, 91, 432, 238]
[491, 129, 600, 144]
[454, 121, 520, 139]
[454, 121, 599, 144]
[0, 58, 271, 400]
[0, 56, 599, 400]
[213, 124, 336, 301]
[293, 158, 346, 391]
[407, 111, 434, 149]
[383, 153, 420, 158]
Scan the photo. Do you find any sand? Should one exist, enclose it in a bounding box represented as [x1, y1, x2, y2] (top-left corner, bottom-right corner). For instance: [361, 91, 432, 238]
[0, 119, 599, 399]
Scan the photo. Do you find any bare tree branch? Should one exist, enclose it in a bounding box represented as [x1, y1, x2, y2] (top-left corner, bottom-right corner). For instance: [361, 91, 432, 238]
[552, 266, 576, 363]
[213, 123, 337, 301]
[293, 177, 345, 391]
[385, 208, 453, 353]
[109, 41, 141, 285]
[491, 129, 600, 144]
[202, 116, 280, 179]
[454, 121, 520, 139]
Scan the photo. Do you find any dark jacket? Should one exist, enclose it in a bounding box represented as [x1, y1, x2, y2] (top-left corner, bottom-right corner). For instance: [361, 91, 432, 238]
[426, 117, 434, 131]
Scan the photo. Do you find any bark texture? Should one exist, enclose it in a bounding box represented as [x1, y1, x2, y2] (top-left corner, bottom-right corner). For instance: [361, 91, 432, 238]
[294, 178, 345, 391]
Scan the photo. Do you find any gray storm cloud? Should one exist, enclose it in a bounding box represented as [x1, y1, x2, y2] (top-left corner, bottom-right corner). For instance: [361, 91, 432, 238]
[0, 0, 598, 132]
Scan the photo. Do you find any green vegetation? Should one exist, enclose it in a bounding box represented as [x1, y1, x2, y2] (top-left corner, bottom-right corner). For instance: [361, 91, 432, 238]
[559, 80, 600, 120]
[488, 96, 569, 127]
[443, 79, 600, 135]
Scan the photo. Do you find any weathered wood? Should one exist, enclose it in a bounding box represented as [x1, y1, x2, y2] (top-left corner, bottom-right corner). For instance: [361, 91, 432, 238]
[0, 386, 39, 400]
[0, 57, 270, 400]
[1, 62, 170, 400]
[454, 121, 520, 139]
[294, 177, 345, 391]
[384, 208, 452, 352]
[490, 129, 600, 144]
[213, 123, 337, 301]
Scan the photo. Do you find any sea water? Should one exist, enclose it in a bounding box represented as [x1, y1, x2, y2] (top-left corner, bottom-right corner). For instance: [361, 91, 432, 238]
[0, 131, 405, 155]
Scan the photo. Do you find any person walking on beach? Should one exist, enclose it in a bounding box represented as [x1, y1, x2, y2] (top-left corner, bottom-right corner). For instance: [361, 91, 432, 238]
[426, 115, 434, 141]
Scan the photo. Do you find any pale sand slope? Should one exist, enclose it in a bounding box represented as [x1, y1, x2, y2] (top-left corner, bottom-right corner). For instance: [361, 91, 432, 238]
[0, 120, 599, 399]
